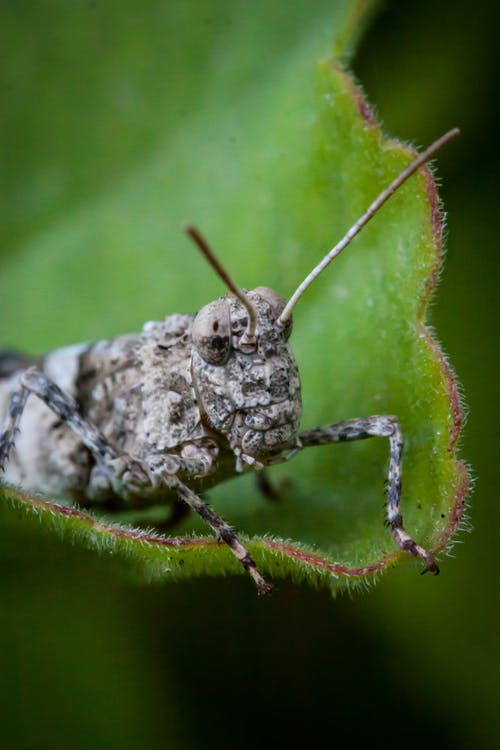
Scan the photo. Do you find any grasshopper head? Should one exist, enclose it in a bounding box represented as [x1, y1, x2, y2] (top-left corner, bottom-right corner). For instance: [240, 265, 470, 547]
[191, 287, 301, 467]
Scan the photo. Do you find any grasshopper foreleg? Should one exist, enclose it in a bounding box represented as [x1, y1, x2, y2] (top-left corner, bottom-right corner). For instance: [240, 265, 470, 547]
[167, 475, 273, 595]
[297, 415, 439, 574]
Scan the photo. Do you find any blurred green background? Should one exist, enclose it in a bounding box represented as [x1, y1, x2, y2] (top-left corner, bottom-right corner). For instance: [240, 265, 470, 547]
[1, 1, 498, 748]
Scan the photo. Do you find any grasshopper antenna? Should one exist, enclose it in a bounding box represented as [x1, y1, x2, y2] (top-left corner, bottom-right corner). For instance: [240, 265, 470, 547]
[185, 225, 258, 348]
[277, 128, 460, 327]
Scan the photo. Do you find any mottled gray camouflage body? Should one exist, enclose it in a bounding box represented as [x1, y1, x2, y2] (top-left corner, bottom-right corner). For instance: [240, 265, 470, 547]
[0, 288, 301, 507]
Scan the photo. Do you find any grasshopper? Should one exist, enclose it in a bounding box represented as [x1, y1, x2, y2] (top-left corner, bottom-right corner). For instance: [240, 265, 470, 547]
[0, 129, 458, 594]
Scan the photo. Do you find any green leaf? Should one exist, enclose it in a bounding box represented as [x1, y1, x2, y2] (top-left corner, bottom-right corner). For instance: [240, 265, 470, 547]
[0, 0, 468, 594]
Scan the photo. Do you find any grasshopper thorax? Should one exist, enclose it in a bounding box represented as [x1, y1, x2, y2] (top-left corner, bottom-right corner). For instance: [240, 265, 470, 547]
[191, 287, 301, 466]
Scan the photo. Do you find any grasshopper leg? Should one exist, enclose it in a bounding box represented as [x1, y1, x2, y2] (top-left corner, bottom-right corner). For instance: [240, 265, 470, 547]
[298, 415, 439, 574]
[0, 368, 273, 593]
[168, 475, 273, 595]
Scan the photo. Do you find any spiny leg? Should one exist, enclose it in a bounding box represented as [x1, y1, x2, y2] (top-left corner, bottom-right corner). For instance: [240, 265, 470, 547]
[168, 475, 273, 595]
[298, 416, 439, 574]
[0, 370, 272, 592]
[0, 368, 151, 499]
[2, 369, 273, 592]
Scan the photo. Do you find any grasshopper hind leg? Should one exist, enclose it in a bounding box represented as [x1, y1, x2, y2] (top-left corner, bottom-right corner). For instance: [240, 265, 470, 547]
[0, 368, 273, 594]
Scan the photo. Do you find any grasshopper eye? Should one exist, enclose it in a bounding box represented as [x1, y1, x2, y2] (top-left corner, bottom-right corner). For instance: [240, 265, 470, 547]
[192, 299, 232, 365]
